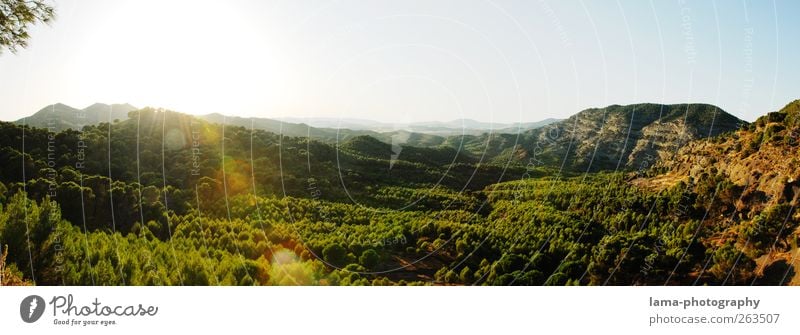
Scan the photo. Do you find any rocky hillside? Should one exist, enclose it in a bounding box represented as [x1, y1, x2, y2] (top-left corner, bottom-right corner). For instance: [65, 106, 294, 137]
[661, 99, 800, 211]
[641, 99, 800, 284]
[449, 103, 744, 171]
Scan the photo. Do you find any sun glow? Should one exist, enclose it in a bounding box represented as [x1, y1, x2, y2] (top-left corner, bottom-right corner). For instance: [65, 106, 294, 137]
[68, 0, 291, 116]
[270, 248, 319, 285]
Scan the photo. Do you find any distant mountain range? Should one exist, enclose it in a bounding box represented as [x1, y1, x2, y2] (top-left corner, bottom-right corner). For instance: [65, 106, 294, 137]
[197, 113, 384, 142]
[13, 102, 745, 172]
[274, 117, 561, 135]
[14, 103, 138, 131]
[14, 102, 559, 145]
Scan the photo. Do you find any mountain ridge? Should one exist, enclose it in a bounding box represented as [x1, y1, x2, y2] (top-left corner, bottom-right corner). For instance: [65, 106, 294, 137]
[13, 102, 138, 131]
[13, 102, 746, 172]
[447, 103, 746, 171]
[631, 99, 800, 284]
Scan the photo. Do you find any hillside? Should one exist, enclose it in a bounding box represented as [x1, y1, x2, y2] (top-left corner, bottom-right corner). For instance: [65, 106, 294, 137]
[631, 99, 800, 284]
[658, 100, 800, 202]
[446, 103, 745, 171]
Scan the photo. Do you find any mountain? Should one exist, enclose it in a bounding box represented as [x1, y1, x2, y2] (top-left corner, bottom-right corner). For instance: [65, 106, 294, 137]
[624, 99, 800, 285]
[197, 112, 351, 141]
[273, 117, 390, 131]
[14, 103, 137, 131]
[407, 118, 559, 133]
[445, 103, 745, 171]
[261, 103, 743, 173]
[14, 103, 560, 153]
[657, 100, 800, 201]
[197, 113, 447, 145]
[13, 102, 743, 173]
[492, 118, 561, 134]
[15, 104, 420, 143]
[274, 116, 561, 136]
[655, 99, 800, 214]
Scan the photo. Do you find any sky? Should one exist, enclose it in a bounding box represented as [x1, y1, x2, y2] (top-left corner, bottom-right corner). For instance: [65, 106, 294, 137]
[0, 0, 798, 123]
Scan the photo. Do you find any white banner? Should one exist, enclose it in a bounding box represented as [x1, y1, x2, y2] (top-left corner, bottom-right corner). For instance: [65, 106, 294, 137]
[0, 287, 796, 334]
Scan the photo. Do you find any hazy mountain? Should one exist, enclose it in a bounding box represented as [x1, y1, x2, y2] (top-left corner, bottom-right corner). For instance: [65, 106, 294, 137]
[14, 103, 138, 131]
[407, 118, 559, 132]
[197, 113, 431, 143]
[274, 117, 390, 131]
[492, 118, 562, 134]
[274, 116, 560, 136]
[14, 102, 561, 154]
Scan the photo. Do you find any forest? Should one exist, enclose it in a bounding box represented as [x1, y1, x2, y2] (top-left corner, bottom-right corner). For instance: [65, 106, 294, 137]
[1, 101, 798, 286]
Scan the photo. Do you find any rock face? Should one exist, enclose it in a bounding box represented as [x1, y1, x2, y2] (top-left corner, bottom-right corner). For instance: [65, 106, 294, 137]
[469, 103, 744, 171]
[638, 100, 800, 285]
[660, 100, 800, 207]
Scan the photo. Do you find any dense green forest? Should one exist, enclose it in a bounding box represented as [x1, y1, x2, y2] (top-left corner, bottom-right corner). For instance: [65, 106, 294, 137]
[1, 101, 798, 286]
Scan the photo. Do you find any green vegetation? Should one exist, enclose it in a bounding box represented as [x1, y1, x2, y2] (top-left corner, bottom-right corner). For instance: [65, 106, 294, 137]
[2, 101, 798, 286]
[0, 0, 55, 54]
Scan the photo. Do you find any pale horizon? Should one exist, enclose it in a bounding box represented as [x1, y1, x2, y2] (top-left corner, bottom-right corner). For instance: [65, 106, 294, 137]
[1, 0, 799, 124]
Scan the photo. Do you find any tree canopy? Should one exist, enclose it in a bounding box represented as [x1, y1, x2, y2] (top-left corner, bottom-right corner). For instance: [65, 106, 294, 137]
[0, 0, 55, 54]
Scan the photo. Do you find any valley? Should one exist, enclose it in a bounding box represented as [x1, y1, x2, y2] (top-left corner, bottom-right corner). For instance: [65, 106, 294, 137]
[1, 100, 797, 286]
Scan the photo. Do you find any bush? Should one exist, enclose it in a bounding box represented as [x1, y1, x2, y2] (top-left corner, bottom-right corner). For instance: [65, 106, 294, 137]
[322, 244, 347, 266]
[358, 249, 379, 268]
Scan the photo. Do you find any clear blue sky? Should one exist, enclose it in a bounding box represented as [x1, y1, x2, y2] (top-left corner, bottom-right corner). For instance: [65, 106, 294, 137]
[0, 0, 797, 123]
